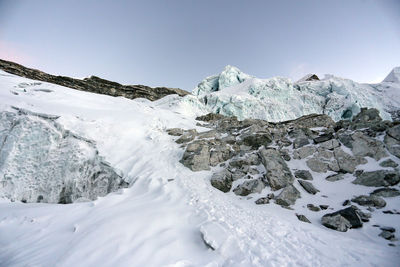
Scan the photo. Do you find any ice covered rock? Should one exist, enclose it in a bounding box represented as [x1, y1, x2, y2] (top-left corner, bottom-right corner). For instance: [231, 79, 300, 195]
[0, 111, 127, 204]
[190, 65, 394, 122]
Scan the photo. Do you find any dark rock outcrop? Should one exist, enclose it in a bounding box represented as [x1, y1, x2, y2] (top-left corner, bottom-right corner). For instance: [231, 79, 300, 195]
[0, 59, 189, 101]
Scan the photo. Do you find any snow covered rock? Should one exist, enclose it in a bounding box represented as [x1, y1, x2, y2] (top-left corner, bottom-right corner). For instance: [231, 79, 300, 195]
[0, 110, 127, 203]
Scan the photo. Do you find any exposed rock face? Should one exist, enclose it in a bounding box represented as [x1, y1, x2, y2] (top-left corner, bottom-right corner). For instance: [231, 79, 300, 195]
[259, 148, 294, 191]
[0, 110, 127, 203]
[352, 170, 400, 187]
[0, 59, 189, 101]
[169, 108, 400, 239]
[321, 207, 363, 232]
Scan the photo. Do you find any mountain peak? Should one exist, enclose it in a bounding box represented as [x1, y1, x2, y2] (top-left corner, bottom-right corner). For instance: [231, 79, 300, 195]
[383, 66, 400, 83]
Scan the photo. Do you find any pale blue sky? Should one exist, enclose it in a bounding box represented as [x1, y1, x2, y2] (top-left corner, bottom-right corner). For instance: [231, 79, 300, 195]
[1, 0, 399, 90]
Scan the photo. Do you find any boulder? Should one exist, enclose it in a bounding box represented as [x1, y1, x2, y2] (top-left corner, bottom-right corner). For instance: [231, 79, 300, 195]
[321, 207, 363, 232]
[307, 204, 321, 212]
[210, 169, 233, 192]
[255, 197, 270, 205]
[293, 137, 310, 149]
[319, 139, 340, 150]
[293, 146, 316, 159]
[296, 214, 311, 223]
[240, 132, 272, 149]
[350, 108, 383, 129]
[233, 179, 266, 196]
[352, 170, 400, 187]
[387, 125, 400, 141]
[306, 158, 329, 173]
[313, 133, 334, 144]
[370, 188, 400, 198]
[326, 173, 344, 182]
[350, 132, 387, 160]
[351, 195, 386, 208]
[384, 134, 400, 158]
[379, 159, 398, 168]
[379, 230, 395, 240]
[259, 148, 294, 191]
[275, 185, 301, 206]
[334, 148, 367, 173]
[180, 141, 210, 171]
[294, 170, 313, 180]
[298, 180, 319, 195]
[209, 142, 233, 166]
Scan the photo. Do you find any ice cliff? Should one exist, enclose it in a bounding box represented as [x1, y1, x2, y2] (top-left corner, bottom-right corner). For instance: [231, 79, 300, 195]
[0, 109, 128, 203]
[185, 65, 400, 122]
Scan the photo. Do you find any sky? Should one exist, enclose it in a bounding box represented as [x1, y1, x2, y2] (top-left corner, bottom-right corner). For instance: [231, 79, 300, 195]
[0, 0, 399, 91]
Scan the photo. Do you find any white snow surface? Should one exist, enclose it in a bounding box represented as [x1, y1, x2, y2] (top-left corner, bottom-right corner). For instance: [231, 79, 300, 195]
[188, 65, 400, 122]
[0, 70, 399, 266]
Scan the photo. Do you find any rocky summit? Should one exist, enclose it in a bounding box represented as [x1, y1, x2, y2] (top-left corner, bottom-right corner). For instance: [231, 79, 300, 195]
[0, 59, 189, 101]
[169, 107, 400, 239]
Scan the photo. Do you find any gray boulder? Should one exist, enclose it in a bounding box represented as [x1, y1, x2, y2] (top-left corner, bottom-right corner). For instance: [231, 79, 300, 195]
[319, 139, 340, 150]
[379, 159, 398, 168]
[326, 173, 344, 182]
[293, 137, 310, 149]
[296, 214, 311, 223]
[334, 148, 367, 173]
[233, 179, 266, 196]
[180, 141, 210, 171]
[306, 158, 329, 173]
[293, 146, 316, 159]
[166, 128, 184, 136]
[350, 132, 387, 161]
[321, 207, 363, 232]
[210, 169, 233, 192]
[298, 180, 319, 195]
[294, 170, 313, 180]
[352, 170, 400, 187]
[255, 197, 270, 205]
[313, 133, 333, 144]
[370, 188, 400, 198]
[351, 195, 386, 208]
[387, 125, 400, 141]
[379, 230, 395, 240]
[259, 148, 294, 191]
[275, 185, 301, 206]
[384, 134, 400, 158]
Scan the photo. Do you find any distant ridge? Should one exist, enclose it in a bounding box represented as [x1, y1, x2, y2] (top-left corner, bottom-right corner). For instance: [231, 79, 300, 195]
[0, 59, 189, 101]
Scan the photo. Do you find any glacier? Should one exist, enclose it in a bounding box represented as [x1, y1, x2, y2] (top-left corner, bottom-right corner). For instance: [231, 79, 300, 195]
[185, 65, 399, 122]
[0, 108, 127, 203]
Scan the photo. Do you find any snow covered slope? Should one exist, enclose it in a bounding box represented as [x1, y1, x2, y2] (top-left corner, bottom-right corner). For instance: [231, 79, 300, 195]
[0, 70, 399, 266]
[188, 65, 400, 122]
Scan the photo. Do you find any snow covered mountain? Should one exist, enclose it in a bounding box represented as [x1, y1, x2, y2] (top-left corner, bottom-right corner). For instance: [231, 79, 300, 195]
[0, 64, 400, 266]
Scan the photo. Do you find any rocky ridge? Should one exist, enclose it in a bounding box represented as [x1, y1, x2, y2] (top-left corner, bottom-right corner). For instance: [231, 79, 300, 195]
[0, 59, 189, 101]
[168, 108, 400, 244]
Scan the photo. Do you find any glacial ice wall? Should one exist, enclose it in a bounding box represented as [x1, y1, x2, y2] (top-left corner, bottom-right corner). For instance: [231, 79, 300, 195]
[0, 110, 128, 203]
[188, 66, 395, 122]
